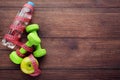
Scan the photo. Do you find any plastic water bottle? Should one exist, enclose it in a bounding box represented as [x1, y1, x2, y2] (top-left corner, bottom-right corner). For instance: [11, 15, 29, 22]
[2, 1, 35, 49]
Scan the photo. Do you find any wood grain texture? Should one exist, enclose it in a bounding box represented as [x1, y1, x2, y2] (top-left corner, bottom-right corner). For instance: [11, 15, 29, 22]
[0, 70, 120, 80]
[0, 0, 120, 79]
[0, 0, 120, 8]
[0, 9, 120, 38]
[0, 38, 120, 69]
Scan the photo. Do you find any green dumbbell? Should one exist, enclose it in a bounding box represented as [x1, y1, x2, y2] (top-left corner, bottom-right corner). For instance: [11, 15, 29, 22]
[26, 24, 39, 34]
[26, 24, 41, 46]
[33, 44, 46, 58]
[9, 51, 23, 64]
[26, 24, 46, 57]
[9, 24, 41, 64]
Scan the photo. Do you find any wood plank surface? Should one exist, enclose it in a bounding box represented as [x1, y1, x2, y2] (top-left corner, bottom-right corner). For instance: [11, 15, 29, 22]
[0, 0, 120, 80]
[0, 38, 120, 69]
[0, 0, 120, 8]
[0, 70, 120, 80]
[0, 10, 120, 38]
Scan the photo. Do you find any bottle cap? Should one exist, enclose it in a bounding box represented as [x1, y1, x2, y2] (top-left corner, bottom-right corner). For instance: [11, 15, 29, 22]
[27, 1, 34, 7]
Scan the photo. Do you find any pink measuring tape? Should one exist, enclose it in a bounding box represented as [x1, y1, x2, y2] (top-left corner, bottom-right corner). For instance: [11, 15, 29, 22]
[29, 54, 41, 76]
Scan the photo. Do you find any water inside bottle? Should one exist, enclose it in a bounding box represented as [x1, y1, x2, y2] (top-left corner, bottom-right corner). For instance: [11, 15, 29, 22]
[2, 6, 32, 49]
[2, 39, 15, 49]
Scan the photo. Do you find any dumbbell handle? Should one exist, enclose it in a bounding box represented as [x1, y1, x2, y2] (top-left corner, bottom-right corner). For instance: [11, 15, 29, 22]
[19, 41, 33, 54]
[19, 31, 41, 54]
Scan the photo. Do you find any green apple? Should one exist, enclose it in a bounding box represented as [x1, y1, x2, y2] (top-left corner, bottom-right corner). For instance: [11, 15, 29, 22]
[20, 56, 39, 74]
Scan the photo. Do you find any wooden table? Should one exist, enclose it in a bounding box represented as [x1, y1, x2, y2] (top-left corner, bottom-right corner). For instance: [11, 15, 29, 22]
[0, 0, 120, 80]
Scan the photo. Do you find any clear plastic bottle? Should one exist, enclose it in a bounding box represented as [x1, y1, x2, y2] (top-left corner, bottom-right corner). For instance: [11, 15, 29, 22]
[2, 1, 34, 49]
